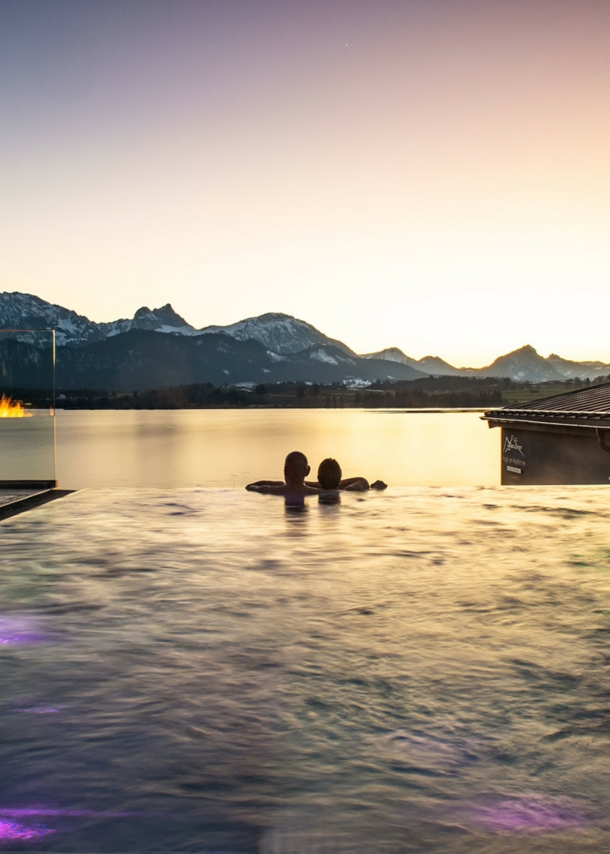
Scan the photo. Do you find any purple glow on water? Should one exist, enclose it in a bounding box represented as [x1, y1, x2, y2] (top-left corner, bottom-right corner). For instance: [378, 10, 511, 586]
[15, 705, 65, 714]
[0, 808, 139, 818]
[0, 616, 49, 645]
[0, 634, 49, 646]
[470, 795, 591, 833]
[0, 819, 54, 843]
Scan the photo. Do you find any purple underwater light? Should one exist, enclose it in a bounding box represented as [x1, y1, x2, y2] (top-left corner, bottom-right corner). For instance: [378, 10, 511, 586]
[470, 794, 591, 833]
[0, 807, 142, 846]
[0, 808, 138, 818]
[15, 704, 65, 714]
[0, 819, 54, 843]
[0, 616, 49, 646]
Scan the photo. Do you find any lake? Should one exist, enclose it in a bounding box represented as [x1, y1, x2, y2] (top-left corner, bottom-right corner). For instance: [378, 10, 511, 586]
[54, 410, 499, 489]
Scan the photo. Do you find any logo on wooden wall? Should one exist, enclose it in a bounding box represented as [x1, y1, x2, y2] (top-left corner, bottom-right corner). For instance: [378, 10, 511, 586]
[503, 435, 524, 457]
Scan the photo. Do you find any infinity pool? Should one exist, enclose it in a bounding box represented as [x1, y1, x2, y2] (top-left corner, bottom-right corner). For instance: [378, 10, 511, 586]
[1, 488, 610, 852]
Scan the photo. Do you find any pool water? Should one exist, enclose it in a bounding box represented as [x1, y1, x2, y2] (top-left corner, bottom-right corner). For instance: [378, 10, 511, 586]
[1, 487, 610, 852]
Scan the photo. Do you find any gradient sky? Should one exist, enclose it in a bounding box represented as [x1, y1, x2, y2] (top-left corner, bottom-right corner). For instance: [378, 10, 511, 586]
[1, 0, 609, 366]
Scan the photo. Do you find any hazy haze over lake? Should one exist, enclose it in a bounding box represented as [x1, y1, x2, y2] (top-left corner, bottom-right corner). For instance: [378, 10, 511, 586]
[55, 410, 499, 489]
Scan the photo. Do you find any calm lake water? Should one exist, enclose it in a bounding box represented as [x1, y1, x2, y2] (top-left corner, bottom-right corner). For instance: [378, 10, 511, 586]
[1, 487, 610, 852]
[55, 410, 499, 489]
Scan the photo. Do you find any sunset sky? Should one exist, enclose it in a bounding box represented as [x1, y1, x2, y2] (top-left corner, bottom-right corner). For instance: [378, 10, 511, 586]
[1, 0, 609, 367]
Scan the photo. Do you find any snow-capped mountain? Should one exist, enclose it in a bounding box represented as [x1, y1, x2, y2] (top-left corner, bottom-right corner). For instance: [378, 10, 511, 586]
[0, 292, 103, 346]
[477, 345, 565, 382]
[2, 291, 610, 386]
[0, 294, 350, 354]
[0, 293, 194, 346]
[53, 332, 426, 390]
[361, 347, 420, 368]
[0, 292, 428, 389]
[199, 312, 355, 355]
[363, 347, 463, 377]
[417, 356, 464, 376]
[547, 353, 610, 381]
[98, 304, 194, 338]
[362, 343, 610, 383]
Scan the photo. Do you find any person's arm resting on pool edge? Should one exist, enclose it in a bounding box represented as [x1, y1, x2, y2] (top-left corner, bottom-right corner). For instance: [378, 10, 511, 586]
[245, 480, 283, 491]
[245, 482, 286, 494]
[339, 477, 369, 491]
[305, 477, 381, 491]
[338, 477, 387, 491]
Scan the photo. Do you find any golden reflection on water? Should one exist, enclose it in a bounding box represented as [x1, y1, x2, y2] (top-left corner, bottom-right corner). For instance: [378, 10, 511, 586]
[55, 409, 499, 489]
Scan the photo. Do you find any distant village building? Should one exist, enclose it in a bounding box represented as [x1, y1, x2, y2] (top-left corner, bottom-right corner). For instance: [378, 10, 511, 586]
[483, 382, 610, 484]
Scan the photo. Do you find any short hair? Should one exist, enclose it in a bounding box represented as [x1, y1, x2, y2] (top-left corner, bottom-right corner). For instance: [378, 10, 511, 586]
[284, 451, 309, 476]
[317, 458, 342, 490]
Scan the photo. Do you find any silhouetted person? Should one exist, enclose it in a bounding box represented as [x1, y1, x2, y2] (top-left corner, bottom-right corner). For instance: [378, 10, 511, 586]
[315, 457, 343, 504]
[246, 451, 322, 499]
[308, 458, 387, 492]
[317, 458, 343, 490]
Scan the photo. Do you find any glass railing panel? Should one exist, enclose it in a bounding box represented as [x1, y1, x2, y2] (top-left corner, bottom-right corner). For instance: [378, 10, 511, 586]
[0, 329, 56, 488]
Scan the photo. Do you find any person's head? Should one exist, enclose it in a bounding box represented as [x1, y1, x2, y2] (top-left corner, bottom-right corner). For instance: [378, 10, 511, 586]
[284, 451, 310, 484]
[317, 458, 342, 490]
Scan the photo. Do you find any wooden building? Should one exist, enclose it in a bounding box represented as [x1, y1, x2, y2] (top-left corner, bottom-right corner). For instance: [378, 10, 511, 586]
[483, 383, 610, 484]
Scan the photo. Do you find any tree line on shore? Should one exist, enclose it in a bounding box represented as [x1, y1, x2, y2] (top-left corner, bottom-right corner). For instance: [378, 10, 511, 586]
[5, 374, 607, 411]
[49, 376, 598, 409]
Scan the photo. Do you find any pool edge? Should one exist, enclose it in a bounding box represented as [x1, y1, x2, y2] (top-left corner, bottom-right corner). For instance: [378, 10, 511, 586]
[0, 489, 77, 522]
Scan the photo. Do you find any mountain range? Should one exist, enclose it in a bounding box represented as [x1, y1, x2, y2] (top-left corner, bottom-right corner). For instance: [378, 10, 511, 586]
[1, 291, 609, 390]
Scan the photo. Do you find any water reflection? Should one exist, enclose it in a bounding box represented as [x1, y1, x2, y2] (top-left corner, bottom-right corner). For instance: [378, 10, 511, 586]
[55, 410, 499, 488]
[284, 496, 307, 512]
[318, 492, 341, 506]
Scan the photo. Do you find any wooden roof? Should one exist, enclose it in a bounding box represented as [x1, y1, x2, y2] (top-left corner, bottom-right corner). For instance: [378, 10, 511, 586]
[483, 382, 610, 430]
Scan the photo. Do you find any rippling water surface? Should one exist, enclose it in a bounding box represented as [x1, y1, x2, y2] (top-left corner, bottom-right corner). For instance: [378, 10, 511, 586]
[2, 487, 610, 852]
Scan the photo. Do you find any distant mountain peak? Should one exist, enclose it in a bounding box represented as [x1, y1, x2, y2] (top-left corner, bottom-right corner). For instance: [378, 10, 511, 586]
[479, 343, 563, 382]
[200, 312, 355, 356]
[133, 303, 192, 328]
[244, 311, 295, 321]
[98, 303, 194, 338]
[3, 291, 610, 385]
[0, 290, 102, 346]
[361, 347, 419, 368]
[416, 355, 462, 376]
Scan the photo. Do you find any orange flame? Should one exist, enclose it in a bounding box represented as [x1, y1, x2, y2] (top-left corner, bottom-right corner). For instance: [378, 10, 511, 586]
[0, 394, 32, 417]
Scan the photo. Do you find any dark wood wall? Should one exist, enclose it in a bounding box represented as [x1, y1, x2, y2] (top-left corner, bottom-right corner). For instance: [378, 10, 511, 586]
[500, 427, 610, 484]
